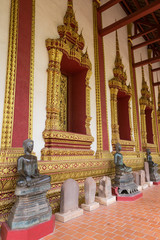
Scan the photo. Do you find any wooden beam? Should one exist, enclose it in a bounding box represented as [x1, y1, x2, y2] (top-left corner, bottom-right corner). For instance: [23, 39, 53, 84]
[152, 67, 160, 72]
[99, 0, 160, 37]
[132, 37, 160, 50]
[97, 0, 122, 13]
[153, 81, 160, 86]
[133, 56, 160, 68]
[131, 26, 157, 40]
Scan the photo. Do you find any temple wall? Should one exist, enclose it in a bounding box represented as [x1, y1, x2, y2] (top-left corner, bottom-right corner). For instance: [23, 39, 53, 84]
[102, 2, 132, 151]
[0, 0, 10, 143]
[34, 0, 96, 159]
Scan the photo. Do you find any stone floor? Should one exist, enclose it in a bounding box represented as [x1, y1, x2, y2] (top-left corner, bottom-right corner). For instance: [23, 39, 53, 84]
[42, 185, 160, 240]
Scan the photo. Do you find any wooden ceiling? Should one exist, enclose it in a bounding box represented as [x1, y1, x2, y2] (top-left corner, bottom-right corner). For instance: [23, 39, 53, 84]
[98, 0, 160, 57]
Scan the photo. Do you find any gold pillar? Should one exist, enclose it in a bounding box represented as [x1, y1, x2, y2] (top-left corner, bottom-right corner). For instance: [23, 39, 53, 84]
[148, 49, 159, 152]
[85, 68, 92, 135]
[1, 0, 19, 150]
[93, 0, 103, 155]
[110, 88, 119, 143]
[45, 48, 63, 132]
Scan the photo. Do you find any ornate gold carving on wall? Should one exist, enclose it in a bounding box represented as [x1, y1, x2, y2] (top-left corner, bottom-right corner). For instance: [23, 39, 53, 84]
[59, 75, 67, 131]
[109, 31, 135, 151]
[139, 64, 156, 152]
[127, 24, 140, 152]
[28, 0, 35, 139]
[148, 49, 159, 153]
[1, 0, 19, 150]
[157, 86, 160, 134]
[93, 0, 103, 157]
[42, 0, 94, 160]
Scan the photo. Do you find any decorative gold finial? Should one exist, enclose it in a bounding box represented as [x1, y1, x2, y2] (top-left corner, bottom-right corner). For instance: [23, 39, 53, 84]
[68, 0, 73, 8]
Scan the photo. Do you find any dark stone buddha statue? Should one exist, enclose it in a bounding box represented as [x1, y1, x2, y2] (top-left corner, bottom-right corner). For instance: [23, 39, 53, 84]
[114, 143, 132, 175]
[146, 148, 160, 182]
[113, 143, 138, 196]
[17, 139, 50, 187]
[8, 139, 52, 230]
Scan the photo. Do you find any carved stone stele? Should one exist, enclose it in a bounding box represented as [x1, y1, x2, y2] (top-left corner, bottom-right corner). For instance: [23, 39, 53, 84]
[60, 178, 79, 214]
[84, 177, 96, 205]
[56, 178, 83, 222]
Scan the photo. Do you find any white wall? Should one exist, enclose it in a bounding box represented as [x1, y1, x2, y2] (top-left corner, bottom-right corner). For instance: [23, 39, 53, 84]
[0, 0, 10, 144]
[34, 0, 96, 159]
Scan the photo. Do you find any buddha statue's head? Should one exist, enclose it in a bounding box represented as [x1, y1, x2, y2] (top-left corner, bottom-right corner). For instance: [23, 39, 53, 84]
[23, 139, 34, 154]
[115, 143, 121, 153]
[146, 148, 151, 155]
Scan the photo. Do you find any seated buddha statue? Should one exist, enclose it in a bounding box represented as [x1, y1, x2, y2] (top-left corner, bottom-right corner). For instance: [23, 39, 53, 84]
[146, 148, 160, 182]
[146, 148, 158, 167]
[114, 143, 132, 175]
[17, 139, 50, 187]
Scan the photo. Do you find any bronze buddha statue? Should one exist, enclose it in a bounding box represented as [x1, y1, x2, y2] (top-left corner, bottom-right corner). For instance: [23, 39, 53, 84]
[17, 139, 50, 187]
[114, 143, 132, 175]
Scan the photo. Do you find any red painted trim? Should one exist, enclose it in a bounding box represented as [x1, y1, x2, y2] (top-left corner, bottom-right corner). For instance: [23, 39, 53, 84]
[97, 11, 109, 151]
[153, 181, 160, 185]
[1, 215, 55, 240]
[12, 0, 32, 147]
[131, 48, 142, 151]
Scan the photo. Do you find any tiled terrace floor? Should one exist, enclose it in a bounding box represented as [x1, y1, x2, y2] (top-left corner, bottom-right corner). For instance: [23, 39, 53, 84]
[42, 185, 160, 240]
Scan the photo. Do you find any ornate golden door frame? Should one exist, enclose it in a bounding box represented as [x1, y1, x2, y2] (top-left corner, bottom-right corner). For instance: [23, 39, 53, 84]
[139, 66, 156, 152]
[109, 31, 134, 152]
[41, 0, 94, 161]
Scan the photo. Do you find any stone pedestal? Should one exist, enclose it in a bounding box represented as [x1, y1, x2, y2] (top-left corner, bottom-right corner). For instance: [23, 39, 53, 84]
[1, 215, 55, 240]
[55, 179, 83, 222]
[147, 181, 153, 187]
[81, 202, 99, 211]
[114, 173, 139, 195]
[95, 196, 116, 206]
[112, 187, 143, 201]
[8, 183, 52, 230]
[55, 208, 83, 222]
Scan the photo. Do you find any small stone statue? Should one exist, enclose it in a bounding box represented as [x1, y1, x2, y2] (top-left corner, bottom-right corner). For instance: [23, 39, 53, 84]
[17, 139, 50, 187]
[114, 143, 132, 175]
[8, 139, 52, 230]
[146, 149, 160, 182]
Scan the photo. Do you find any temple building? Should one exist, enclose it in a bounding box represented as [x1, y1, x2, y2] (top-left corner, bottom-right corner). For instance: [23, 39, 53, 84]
[0, 0, 160, 230]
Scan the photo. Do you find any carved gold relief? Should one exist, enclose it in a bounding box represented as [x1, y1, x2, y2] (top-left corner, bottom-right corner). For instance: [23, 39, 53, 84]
[59, 75, 67, 131]
[1, 0, 19, 150]
[127, 24, 140, 152]
[139, 64, 156, 152]
[92, 1, 103, 157]
[109, 31, 135, 151]
[42, 0, 94, 160]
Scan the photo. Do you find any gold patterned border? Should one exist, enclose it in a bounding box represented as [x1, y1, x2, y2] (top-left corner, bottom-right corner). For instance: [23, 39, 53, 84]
[1, 0, 19, 150]
[28, 0, 35, 139]
[93, 1, 103, 156]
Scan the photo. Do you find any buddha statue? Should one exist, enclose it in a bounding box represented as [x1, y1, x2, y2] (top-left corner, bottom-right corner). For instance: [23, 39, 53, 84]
[114, 143, 132, 175]
[113, 143, 138, 196]
[8, 139, 52, 230]
[146, 148, 160, 182]
[17, 139, 50, 187]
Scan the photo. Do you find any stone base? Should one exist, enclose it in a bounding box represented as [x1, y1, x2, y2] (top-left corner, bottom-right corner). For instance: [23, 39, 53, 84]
[142, 183, 148, 190]
[1, 215, 55, 240]
[147, 181, 153, 187]
[153, 181, 160, 185]
[112, 187, 143, 201]
[95, 196, 116, 206]
[81, 202, 99, 211]
[137, 185, 142, 191]
[55, 208, 83, 223]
